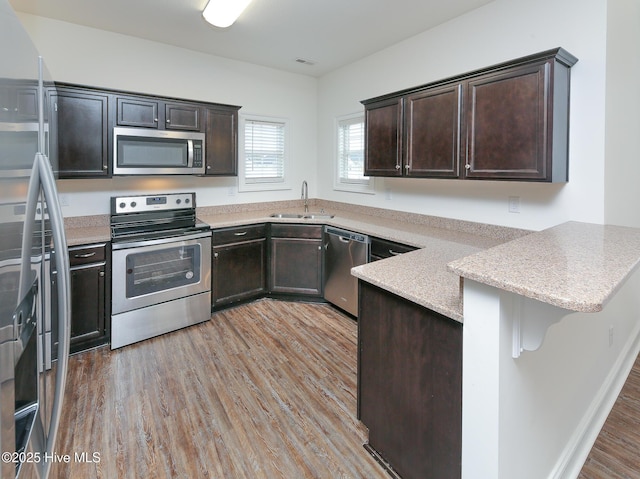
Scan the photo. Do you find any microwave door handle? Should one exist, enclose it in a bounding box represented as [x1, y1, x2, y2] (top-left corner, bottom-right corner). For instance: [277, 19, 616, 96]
[187, 139, 194, 167]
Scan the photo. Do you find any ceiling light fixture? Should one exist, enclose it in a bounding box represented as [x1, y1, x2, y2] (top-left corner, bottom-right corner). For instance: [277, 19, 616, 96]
[202, 0, 253, 28]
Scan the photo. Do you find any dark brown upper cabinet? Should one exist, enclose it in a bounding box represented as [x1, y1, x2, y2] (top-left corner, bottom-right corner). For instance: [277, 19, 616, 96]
[116, 96, 202, 131]
[49, 86, 110, 178]
[364, 97, 403, 176]
[406, 84, 462, 178]
[0, 81, 41, 122]
[50, 82, 241, 178]
[203, 105, 240, 176]
[362, 48, 578, 182]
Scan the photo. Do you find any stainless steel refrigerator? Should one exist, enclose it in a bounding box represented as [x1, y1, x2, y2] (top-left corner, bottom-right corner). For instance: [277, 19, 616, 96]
[0, 1, 71, 478]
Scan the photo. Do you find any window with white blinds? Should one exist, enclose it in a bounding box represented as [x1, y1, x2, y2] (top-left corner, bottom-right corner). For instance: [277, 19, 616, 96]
[244, 118, 286, 184]
[336, 114, 371, 192]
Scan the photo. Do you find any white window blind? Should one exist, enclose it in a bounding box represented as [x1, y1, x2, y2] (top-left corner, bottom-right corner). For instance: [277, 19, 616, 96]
[244, 119, 285, 183]
[337, 116, 367, 185]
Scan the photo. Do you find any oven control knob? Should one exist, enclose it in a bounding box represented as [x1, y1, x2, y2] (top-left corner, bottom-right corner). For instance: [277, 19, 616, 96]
[130, 201, 137, 208]
[119, 202, 126, 209]
[176, 199, 182, 205]
[185, 198, 190, 204]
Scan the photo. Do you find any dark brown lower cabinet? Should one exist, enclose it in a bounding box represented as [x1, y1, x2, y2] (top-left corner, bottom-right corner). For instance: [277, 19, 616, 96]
[212, 225, 266, 308]
[269, 224, 323, 297]
[358, 281, 462, 479]
[68, 243, 110, 353]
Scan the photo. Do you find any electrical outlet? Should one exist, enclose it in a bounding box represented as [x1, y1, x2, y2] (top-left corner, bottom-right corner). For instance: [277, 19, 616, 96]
[59, 194, 69, 207]
[508, 196, 520, 213]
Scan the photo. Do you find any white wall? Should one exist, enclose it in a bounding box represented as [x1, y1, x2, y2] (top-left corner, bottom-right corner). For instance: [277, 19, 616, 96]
[604, 0, 640, 227]
[19, 0, 632, 230]
[462, 269, 640, 479]
[317, 0, 608, 231]
[16, 13, 318, 217]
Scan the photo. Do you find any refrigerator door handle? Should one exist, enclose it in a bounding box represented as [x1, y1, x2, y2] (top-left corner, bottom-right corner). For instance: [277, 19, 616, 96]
[35, 150, 71, 479]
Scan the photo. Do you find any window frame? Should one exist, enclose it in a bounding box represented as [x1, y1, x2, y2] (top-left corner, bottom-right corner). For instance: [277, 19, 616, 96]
[333, 112, 374, 194]
[238, 114, 291, 192]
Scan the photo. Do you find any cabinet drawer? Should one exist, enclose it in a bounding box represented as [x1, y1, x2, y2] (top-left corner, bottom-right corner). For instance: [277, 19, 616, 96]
[270, 224, 323, 239]
[68, 243, 107, 266]
[212, 224, 266, 245]
[370, 238, 417, 260]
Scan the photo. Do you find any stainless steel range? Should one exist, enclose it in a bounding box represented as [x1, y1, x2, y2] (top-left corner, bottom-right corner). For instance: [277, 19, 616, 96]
[110, 192, 211, 349]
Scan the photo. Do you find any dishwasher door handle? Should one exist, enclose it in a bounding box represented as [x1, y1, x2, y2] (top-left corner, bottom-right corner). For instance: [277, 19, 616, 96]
[338, 236, 351, 244]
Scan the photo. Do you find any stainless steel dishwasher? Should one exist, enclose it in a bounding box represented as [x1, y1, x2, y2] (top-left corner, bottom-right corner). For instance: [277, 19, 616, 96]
[324, 226, 370, 317]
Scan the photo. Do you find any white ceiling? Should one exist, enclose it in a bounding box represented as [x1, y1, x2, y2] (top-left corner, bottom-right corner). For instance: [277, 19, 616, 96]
[9, 0, 494, 77]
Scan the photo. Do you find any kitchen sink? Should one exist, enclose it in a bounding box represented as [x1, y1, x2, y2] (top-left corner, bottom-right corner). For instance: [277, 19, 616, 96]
[270, 213, 305, 218]
[269, 212, 335, 220]
[304, 214, 335, 219]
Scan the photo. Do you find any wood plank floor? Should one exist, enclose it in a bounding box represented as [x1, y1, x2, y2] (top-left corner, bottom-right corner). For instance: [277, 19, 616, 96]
[579, 353, 640, 479]
[49, 299, 388, 479]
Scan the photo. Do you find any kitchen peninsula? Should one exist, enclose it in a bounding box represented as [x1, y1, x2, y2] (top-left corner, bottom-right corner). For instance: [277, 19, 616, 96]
[63, 200, 640, 479]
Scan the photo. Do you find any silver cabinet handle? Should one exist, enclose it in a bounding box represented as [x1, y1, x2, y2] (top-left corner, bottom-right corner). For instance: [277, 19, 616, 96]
[465, 164, 471, 170]
[389, 249, 401, 256]
[74, 251, 96, 259]
[214, 252, 219, 258]
[234, 231, 248, 236]
[395, 164, 401, 170]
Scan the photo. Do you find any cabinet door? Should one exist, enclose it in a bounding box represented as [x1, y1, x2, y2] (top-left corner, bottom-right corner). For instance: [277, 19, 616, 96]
[203, 106, 239, 175]
[270, 237, 323, 296]
[14, 86, 40, 121]
[405, 84, 461, 178]
[165, 102, 201, 131]
[116, 97, 159, 128]
[68, 243, 109, 353]
[52, 89, 109, 177]
[364, 97, 403, 176]
[70, 263, 106, 350]
[0, 84, 39, 121]
[212, 239, 266, 307]
[358, 282, 462, 479]
[465, 62, 550, 180]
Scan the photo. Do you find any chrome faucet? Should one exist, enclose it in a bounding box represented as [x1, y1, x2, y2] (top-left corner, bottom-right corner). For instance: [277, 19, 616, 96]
[301, 180, 308, 213]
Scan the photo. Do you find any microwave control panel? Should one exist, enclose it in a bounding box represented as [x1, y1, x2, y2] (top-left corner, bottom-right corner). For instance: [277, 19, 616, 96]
[193, 142, 203, 168]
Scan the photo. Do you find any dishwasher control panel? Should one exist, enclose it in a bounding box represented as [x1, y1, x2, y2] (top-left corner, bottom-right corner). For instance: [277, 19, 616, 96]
[325, 227, 369, 243]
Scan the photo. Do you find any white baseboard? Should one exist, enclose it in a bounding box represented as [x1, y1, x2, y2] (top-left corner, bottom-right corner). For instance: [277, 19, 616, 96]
[550, 319, 640, 479]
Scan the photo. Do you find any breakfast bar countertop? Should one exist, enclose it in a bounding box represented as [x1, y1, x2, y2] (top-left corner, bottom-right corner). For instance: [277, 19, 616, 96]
[447, 221, 640, 313]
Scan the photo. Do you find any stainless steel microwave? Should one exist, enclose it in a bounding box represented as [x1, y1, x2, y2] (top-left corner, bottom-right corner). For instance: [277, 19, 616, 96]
[113, 126, 205, 175]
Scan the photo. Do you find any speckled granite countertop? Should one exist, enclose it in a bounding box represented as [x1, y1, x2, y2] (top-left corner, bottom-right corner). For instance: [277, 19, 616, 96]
[62, 202, 640, 322]
[64, 215, 110, 246]
[448, 221, 640, 313]
[63, 200, 522, 323]
[197, 204, 512, 323]
[351, 239, 483, 322]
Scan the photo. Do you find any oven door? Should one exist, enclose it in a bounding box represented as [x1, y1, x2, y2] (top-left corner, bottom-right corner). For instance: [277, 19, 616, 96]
[111, 232, 211, 315]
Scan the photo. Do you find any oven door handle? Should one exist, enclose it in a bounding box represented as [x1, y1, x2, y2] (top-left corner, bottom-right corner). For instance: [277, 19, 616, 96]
[111, 230, 212, 250]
